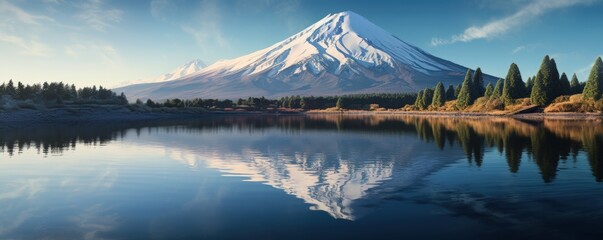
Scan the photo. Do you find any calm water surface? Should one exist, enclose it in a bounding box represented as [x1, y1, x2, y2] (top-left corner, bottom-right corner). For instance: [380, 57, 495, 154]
[1, 115, 603, 239]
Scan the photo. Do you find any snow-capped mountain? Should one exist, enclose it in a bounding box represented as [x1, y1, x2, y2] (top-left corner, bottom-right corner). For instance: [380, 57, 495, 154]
[116, 11, 495, 100]
[146, 59, 207, 83]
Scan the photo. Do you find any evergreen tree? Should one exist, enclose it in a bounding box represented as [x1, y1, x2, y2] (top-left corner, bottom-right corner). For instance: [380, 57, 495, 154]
[559, 72, 571, 96]
[454, 83, 462, 98]
[414, 90, 424, 109]
[570, 73, 581, 94]
[502, 63, 525, 102]
[5, 79, 16, 97]
[484, 83, 493, 98]
[456, 69, 474, 109]
[421, 88, 434, 108]
[432, 82, 446, 107]
[531, 72, 548, 105]
[491, 78, 504, 100]
[583, 57, 603, 100]
[445, 84, 456, 100]
[471, 67, 485, 98]
[525, 77, 534, 95]
[336, 97, 344, 109]
[16, 82, 26, 100]
[300, 97, 307, 110]
[537, 55, 561, 99]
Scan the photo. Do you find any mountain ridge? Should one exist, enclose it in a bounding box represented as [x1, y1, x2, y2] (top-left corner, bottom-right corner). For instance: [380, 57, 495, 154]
[116, 11, 496, 100]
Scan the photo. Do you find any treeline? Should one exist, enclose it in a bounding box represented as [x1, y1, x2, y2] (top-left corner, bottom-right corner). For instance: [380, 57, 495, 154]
[143, 98, 237, 109]
[279, 93, 416, 110]
[0, 80, 128, 105]
[141, 93, 417, 111]
[413, 55, 602, 110]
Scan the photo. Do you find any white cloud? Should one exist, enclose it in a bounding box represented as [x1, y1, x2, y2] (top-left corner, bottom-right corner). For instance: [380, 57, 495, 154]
[0, 0, 55, 25]
[0, 34, 51, 56]
[575, 56, 601, 79]
[64, 42, 121, 66]
[512, 46, 526, 54]
[431, 0, 595, 46]
[182, 0, 229, 51]
[0, 1, 54, 56]
[76, 0, 123, 32]
[150, 0, 175, 19]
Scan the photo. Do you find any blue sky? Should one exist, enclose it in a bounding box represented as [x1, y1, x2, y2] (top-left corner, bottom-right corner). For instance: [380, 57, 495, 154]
[0, 0, 601, 88]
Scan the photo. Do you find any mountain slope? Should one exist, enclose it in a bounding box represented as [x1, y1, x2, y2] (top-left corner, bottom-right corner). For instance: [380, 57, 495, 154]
[146, 59, 207, 83]
[116, 11, 495, 100]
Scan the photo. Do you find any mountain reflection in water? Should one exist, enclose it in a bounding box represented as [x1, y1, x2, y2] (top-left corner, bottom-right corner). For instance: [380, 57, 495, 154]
[1, 115, 602, 222]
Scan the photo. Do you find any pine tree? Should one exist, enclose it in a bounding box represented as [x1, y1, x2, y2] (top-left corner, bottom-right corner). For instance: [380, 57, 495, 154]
[454, 83, 462, 98]
[570, 73, 581, 94]
[502, 63, 525, 102]
[559, 72, 571, 96]
[446, 85, 456, 100]
[484, 83, 493, 98]
[300, 97, 307, 109]
[336, 97, 344, 109]
[531, 72, 548, 105]
[414, 90, 424, 109]
[456, 69, 474, 109]
[472, 67, 485, 98]
[525, 77, 534, 95]
[422, 88, 434, 108]
[5, 79, 16, 97]
[583, 57, 603, 100]
[537, 55, 561, 99]
[491, 78, 504, 100]
[432, 82, 446, 107]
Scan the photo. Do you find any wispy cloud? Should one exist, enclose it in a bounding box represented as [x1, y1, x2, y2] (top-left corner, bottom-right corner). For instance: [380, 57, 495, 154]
[431, 0, 595, 46]
[511, 43, 543, 54]
[150, 0, 177, 19]
[182, 0, 229, 51]
[0, 34, 51, 56]
[64, 42, 121, 67]
[0, 0, 54, 56]
[0, 0, 55, 25]
[575, 55, 602, 80]
[76, 0, 123, 32]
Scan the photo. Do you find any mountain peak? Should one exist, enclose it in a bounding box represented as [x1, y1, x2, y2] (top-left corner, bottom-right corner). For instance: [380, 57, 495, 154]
[117, 12, 495, 100]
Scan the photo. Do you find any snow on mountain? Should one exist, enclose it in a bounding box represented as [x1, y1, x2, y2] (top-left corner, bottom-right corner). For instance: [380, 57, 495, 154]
[148, 59, 207, 83]
[115, 11, 495, 100]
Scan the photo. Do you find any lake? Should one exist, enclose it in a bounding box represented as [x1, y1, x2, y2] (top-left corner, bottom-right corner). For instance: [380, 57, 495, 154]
[1, 115, 603, 239]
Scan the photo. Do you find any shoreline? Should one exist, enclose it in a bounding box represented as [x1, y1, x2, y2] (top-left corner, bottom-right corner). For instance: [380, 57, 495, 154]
[1, 106, 601, 126]
[305, 109, 603, 120]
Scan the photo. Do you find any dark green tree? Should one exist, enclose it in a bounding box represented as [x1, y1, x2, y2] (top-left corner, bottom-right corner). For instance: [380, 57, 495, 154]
[525, 77, 534, 95]
[537, 55, 561, 100]
[491, 78, 504, 100]
[456, 69, 474, 109]
[501, 63, 525, 102]
[422, 88, 434, 108]
[414, 90, 424, 109]
[472, 67, 485, 98]
[559, 72, 571, 96]
[445, 84, 456, 100]
[484, 83, 493, 98]
[5, 79, 16, 97]
[454, 83, 462, 98]
[570, 73, 581, 94]
[432, 82, 446, 107]
[531, 72, 548, 105]
[583, 57, 603, 100]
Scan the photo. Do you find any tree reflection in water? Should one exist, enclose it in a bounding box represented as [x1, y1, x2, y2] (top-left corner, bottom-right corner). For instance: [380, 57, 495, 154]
[1, 115, 602, 182]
